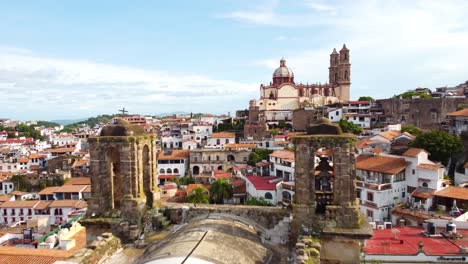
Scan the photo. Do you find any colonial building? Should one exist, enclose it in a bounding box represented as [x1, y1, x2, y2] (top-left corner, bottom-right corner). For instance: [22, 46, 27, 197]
[249, 45, 351, 128]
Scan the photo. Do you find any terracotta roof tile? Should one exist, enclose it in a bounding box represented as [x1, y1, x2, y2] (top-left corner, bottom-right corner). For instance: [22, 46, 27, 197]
[48, 200, 87, 208]
[402, 148, 428, 157]
[417, 163, 443, 170]
[157, 150, 190, 160]
[29, 153, 46, 159]
[0, 200, 41, 208]
[55, 185, 88, 193]
[38, 187, 60, 195]
[434, 186, 468, 200]
[377, 130, 401, 140]
[224, 143, 256, 149]
[447, 108, 468, 117]
[18, 157, 30, 163]
[411, 187, 435, 199]
[64, 177, 91, 185]
[211, 132, 235, 138]
[356, 155, 408, 174]
[269, 149, 295, 161]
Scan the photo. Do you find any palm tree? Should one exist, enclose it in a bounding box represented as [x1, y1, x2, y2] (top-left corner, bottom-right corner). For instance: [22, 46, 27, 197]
[186, 187, 209, 204]
[210, 179, 233, 204]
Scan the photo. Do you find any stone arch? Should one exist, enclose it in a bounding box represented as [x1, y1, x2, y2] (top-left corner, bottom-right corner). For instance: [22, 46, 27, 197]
[106, 147, 122, 209]
[142, 145, 153, 207]
[217, 165, 223, 170]
[227, 154, 235, 162]
[193, 166, 200, 175]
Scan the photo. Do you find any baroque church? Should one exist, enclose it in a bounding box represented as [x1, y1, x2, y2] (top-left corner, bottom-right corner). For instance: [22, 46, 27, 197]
[251, 44, 351, 126]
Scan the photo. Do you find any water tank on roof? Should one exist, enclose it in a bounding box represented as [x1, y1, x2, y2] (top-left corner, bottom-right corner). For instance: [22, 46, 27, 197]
[427, 222, 436, 235]
[446, 221, 457, 233]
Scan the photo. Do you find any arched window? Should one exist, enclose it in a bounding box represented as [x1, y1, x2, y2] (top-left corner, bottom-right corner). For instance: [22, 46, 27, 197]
[174, 168, 179, 174]
[422, 182, 428, 188]
[216, 155, 219, 161]
[159, 168, 165, 174]
[167, 168, 172, 174]
[334, 72, 338, 82]
[264, 192, 273, 200]
[345, 70, 348, 80]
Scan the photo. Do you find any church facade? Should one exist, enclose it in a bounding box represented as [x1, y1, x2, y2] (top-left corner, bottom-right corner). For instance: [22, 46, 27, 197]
[251, 44, 351, 126]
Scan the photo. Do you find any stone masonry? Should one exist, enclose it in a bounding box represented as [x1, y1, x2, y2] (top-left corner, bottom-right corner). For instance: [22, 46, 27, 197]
[86, 119, 158, 239]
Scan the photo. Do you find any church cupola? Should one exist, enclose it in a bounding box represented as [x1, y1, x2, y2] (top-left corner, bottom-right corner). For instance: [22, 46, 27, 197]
[273, 58, 294, 85]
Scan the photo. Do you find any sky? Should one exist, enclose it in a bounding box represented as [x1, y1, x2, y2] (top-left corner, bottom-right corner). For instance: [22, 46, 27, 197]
[0, 0, 467, 120]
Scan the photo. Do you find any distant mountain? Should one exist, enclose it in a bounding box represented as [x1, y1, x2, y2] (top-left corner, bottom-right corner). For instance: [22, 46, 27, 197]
[155, 111, 189, 117]
[51, 118, 87, 125]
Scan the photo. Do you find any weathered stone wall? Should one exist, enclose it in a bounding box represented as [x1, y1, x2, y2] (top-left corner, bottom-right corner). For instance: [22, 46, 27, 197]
[377, 97, 468, 129]
[292, 109, 321, 131]
[164, 203, 289, 230]
[67, 232, 121, 264]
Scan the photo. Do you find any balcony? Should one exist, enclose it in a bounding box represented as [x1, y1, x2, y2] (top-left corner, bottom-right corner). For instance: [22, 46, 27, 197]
[356, 181, 392, 191]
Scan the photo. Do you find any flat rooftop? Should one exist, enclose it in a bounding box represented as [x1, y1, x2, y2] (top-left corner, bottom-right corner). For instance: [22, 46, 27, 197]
[364, 227, 468, 256]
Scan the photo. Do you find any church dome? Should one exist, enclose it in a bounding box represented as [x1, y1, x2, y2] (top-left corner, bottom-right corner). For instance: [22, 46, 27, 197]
[273, 58, 294, 78]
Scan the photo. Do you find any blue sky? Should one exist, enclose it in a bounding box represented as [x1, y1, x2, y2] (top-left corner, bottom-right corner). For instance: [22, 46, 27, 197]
[0, 0, 467, 120]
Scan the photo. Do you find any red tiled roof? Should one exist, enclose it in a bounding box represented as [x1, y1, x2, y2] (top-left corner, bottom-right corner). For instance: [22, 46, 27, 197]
[38, 187, 60, 195]
[417, 163, 443, 170]
[159, 175, 176, 179]
[213, 171, 231, 179]
[447, 108, 468, 117]
[402, 148, 428, 157]
[48, 200, 87, 208]
[376, 130, 401, 140]
[411, 187, 435, 199]
[256, 161, 273, 167]
[18, 157, 30, 163]
[245, 176, 279, 191]
[157, 150, 190, 160]
[347, 100, 370, 104]
[186, 184, 208, 195]
[356, 155, 408, 174]
[434, 186, 468, 200]
[54, 185, 88, 193]
[269, 150, 295, 161]
[224, 143, 256, 149]
[211, 132, 235, 138]
[64, 177, 91, 185]
[364, 227, 468, 256]
[29, 153, 46, 159]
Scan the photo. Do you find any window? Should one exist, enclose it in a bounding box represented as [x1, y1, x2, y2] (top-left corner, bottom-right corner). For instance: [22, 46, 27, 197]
[264, 192, 273, 200]
[366, 210, 373, 219]
[225, 139, 229, 144]
[159, 168, 165, 174]
[367, 192, 374, 202]
[402, 192, 405, 198]
[167, 168, 172, 174]
[412, 169, 415, 175]
[174, 168, 179, 174]
[422, 182, 428, 188]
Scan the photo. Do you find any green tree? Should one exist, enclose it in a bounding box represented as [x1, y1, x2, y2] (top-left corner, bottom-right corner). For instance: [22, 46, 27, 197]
[11, 175, 32, 192]
[210, 179, 233, 204]
[401, 125, 423, 137]
[248, 152, 261, 166]
[7, 132, 17, 138]
[186, 187, 209, 204]
[409, 130, 463, 165]
[269, 128, 280, 136]
[171, 176, 195, 188]
[246, 197, 272, 206]
[338, 119, 363, 135]
[277, 121, 287, 129]
[248, 148, 273, 166]
[358, 96, 375, 102]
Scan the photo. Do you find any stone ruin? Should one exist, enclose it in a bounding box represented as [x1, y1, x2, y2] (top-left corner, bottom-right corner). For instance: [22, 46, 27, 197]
[85, 119, 159, 240]
[292, 118, 372, 263]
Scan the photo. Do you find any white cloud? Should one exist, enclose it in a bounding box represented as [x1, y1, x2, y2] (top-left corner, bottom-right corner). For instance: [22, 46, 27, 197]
[0, 48, 257, 120]
[232, 0, 468, 98]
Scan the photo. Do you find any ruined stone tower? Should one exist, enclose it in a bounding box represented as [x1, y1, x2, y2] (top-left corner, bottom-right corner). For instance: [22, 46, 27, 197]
[292, 118, 371, 263]
[87, 119, 158, 234]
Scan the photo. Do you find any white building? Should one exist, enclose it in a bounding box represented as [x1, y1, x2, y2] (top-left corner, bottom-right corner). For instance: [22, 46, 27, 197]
[269, 150, 295, 181]
[243, 175, 282, 205]
[182, 139, 198, 150]
[157, 150, 190, 184]
[356, 154, 409, 222]
[161, 135, 182, 149]
[0, 180, 14, 195]
[206, 132, 235, 148]
[447, 108, 468, 136]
